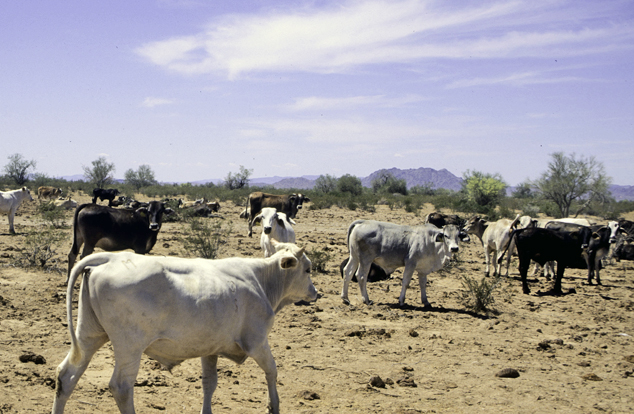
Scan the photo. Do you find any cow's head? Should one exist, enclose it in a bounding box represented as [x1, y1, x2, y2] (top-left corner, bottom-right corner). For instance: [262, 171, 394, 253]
[296, 194, 310, 209]
[21, 187, 34, 202]
[136, 201, 174, 231]
[463, 215, 487, 236]
[435, 224, 468, 253]
[270, 240, 318, 310]
[254, 207, 281, 235]
[607, 221, 622, 243]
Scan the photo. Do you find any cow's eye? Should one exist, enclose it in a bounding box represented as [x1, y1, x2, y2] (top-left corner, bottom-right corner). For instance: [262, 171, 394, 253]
[306, 268, 311, 273]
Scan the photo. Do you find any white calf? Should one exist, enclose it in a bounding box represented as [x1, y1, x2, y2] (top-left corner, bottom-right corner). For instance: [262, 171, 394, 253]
[254, 207, 297, 257]
[0, 187, 34, 234]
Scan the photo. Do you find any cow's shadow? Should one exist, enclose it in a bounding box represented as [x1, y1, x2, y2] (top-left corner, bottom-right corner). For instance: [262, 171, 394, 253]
[534, 288, 576, 297]
[383, 302, 493, 320]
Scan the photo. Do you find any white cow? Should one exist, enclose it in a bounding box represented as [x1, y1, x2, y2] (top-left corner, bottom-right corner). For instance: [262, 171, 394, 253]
[52, 242, 317, 414]
[53, 197, 78, 210]
[342, 220, 470, 307]
[463, 214, 521, 277]
[254, 207, 296, 257]
[0, 187, 34, 234]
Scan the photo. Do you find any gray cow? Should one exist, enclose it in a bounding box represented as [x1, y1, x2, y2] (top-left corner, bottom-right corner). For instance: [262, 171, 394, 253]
[342, 220, 469, 307]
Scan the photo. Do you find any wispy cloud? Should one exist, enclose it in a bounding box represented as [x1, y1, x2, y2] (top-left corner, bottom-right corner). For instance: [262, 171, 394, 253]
[136, 0, 634, 78]
[287, 94, 426, 112]
[141, 97, 174, 108]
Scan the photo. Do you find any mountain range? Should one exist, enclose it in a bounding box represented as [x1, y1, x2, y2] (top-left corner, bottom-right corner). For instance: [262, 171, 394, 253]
[61, 167, 634, 200]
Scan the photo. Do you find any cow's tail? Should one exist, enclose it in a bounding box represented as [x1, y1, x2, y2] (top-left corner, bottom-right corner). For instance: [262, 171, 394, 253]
[69, 204, 90, 257]
[346, 220, 365, 252]
[66, 253, 112, 365]
[497, 228, 524, 265]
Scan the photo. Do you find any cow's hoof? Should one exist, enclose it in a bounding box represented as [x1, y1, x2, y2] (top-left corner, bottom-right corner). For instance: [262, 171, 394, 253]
[523, 288, 531, 295]
[422, 303, 432, 310]
[342, 298, 350, 306]
[365, 300, 374, 306]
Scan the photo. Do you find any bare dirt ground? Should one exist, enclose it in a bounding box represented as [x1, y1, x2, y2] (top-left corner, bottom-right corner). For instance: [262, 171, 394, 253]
[1, 193, 633, 413]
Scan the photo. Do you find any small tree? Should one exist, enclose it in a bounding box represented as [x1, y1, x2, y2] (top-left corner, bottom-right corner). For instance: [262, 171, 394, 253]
[462, 170, 507, 212]
[533, 152, 611, 217]
[337, 174, 363, 196]
[314, 174, 337, 194]
[512, 181, 534, 199]
[371, 171, 407, 195]
[224, 165, 252, 190]
[3, 153, 36, 186]
[125, 164, 158, 190]
[83, 156, 116, 189]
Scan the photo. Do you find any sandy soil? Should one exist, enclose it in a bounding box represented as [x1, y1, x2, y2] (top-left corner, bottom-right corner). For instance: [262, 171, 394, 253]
[1, 193, 633, 413]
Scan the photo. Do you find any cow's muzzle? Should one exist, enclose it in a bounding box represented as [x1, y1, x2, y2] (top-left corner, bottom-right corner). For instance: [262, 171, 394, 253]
[264, 227, 272, 234]
[150, 223, 160, 231]
[450, 246, 459, 253]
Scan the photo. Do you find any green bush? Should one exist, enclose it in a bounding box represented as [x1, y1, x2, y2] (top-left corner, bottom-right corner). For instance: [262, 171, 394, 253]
[459, 273, 502, 314]
[37, 202, 68, 229]
[306, 248, 332, 273]
[16, 226, 65, 269]
[181, 218, 232, 259]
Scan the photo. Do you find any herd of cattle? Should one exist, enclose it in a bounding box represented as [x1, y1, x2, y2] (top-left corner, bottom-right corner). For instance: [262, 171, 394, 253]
[2, 185, 634, 413]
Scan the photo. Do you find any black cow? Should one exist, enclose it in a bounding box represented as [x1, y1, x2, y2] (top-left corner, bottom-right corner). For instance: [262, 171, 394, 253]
[424, 212, 465, 229]
[92, 188, 121, 206]
[244, 192, 310, 237]
[339, 257, 390, 283]
[499, 226, 592, 295]
[67, 201, 174, 282]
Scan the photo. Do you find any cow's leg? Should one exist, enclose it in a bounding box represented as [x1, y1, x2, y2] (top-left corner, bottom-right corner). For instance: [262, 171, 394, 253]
[417, 271, 431, 309]
[109, 348, 143, 414]
[200, 355, 218, 414]
[341, 255, 359, 305]
[484, 245, 492, 276]
[247, 217, 254, 237]
[398, 263, 417, 307]
[52, 333, 108, 414]
[7, 210, 16, 234]
[250, 343, 279, 414]
[553, 262, 565, 295]
[355, 261, 374, 306]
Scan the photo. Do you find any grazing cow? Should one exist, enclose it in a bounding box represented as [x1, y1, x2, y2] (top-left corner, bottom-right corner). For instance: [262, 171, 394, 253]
[424, 212, 465, 229]
[92, 188, 120, 206]
[253, 208, 296, 257]
[109, 196, 127, 207]
[245, 192, 310, 237]
[617, 218, 634, 236]
[52, 242, 317, 414]
[342, 220, 469, 307]
[53, 197, 78, 210]
[67, 201, 173, 282]
[178, 198, 208, 209]
[613, 238, 634, 262]
[0, 187, 34, 234]
[499, 226, 591, 295]
[339, 257, 390, 283]
[463, 214, 521, 277]
[37, 186, 62, 200]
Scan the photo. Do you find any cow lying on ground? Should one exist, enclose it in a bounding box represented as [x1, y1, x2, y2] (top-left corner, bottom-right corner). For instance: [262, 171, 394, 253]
[253, 207, 296, 257]
[92, 188, 120, 206]
[37, 186, 62, 200]
[53, 197, 78, 210]
[342, 220, 469, 307]
[424, 212, 465, 229]
[339, 257, 390, 283]
[0, 187, 34, 234]
[52, 242, 317, 414]
[244, 192, 310, 237]
[463, 214, 520, 277]
[499, 226, 591, 295]
[67, 201, 173, 282]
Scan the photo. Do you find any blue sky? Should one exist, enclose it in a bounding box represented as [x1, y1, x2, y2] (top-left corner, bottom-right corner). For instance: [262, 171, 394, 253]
[2, 0, 633, 185]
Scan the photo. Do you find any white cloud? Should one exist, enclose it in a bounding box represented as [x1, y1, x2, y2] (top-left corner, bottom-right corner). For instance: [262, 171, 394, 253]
[136, 0, 634, 78]
[287, 94, 426, 112]
[141, 97, 174, 108]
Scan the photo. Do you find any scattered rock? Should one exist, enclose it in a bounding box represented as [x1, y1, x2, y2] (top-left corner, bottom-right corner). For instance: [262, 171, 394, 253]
[297, 390, 320, 400]
[369, 375, 386, 388]
[409, 329, 419, 337]
[19, 352, 46, 365]
[581, 373, 603, 381]
[624, 355, 634, 364]
[397, 377, 417, 387]
[495, 368, 520, 378]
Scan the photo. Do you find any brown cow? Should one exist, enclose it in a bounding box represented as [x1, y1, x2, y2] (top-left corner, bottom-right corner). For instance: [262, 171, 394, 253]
[244, 192, 310, 237]
[37, 186, 62, 200]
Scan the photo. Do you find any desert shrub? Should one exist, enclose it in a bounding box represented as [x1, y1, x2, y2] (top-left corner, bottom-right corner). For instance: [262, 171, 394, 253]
[307, 248, 331, 273]
[37, 202, 67, 229]
[459, 273, 502, 314]
[181, 218, 232, 259]
[16, 226, 65, 270]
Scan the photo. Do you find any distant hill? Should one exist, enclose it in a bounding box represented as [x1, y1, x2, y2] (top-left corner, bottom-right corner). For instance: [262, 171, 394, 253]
[609, 185, 634, 201]
[361, 167, 463, 190]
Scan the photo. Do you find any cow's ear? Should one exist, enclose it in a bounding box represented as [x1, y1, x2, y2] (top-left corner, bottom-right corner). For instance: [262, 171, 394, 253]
[435, 232, 445, 243]
[592, 232, 600, 240]
[280, 256, 298, 269]
[303, 197, 310, 202]
[253, 213, 263, 225]
[164, 207, 175, 215]
[277, 217, 286, 228]
[289, 195, 297, 202]
[136, 207, 148, 218]
[459, 232, 470, 242]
